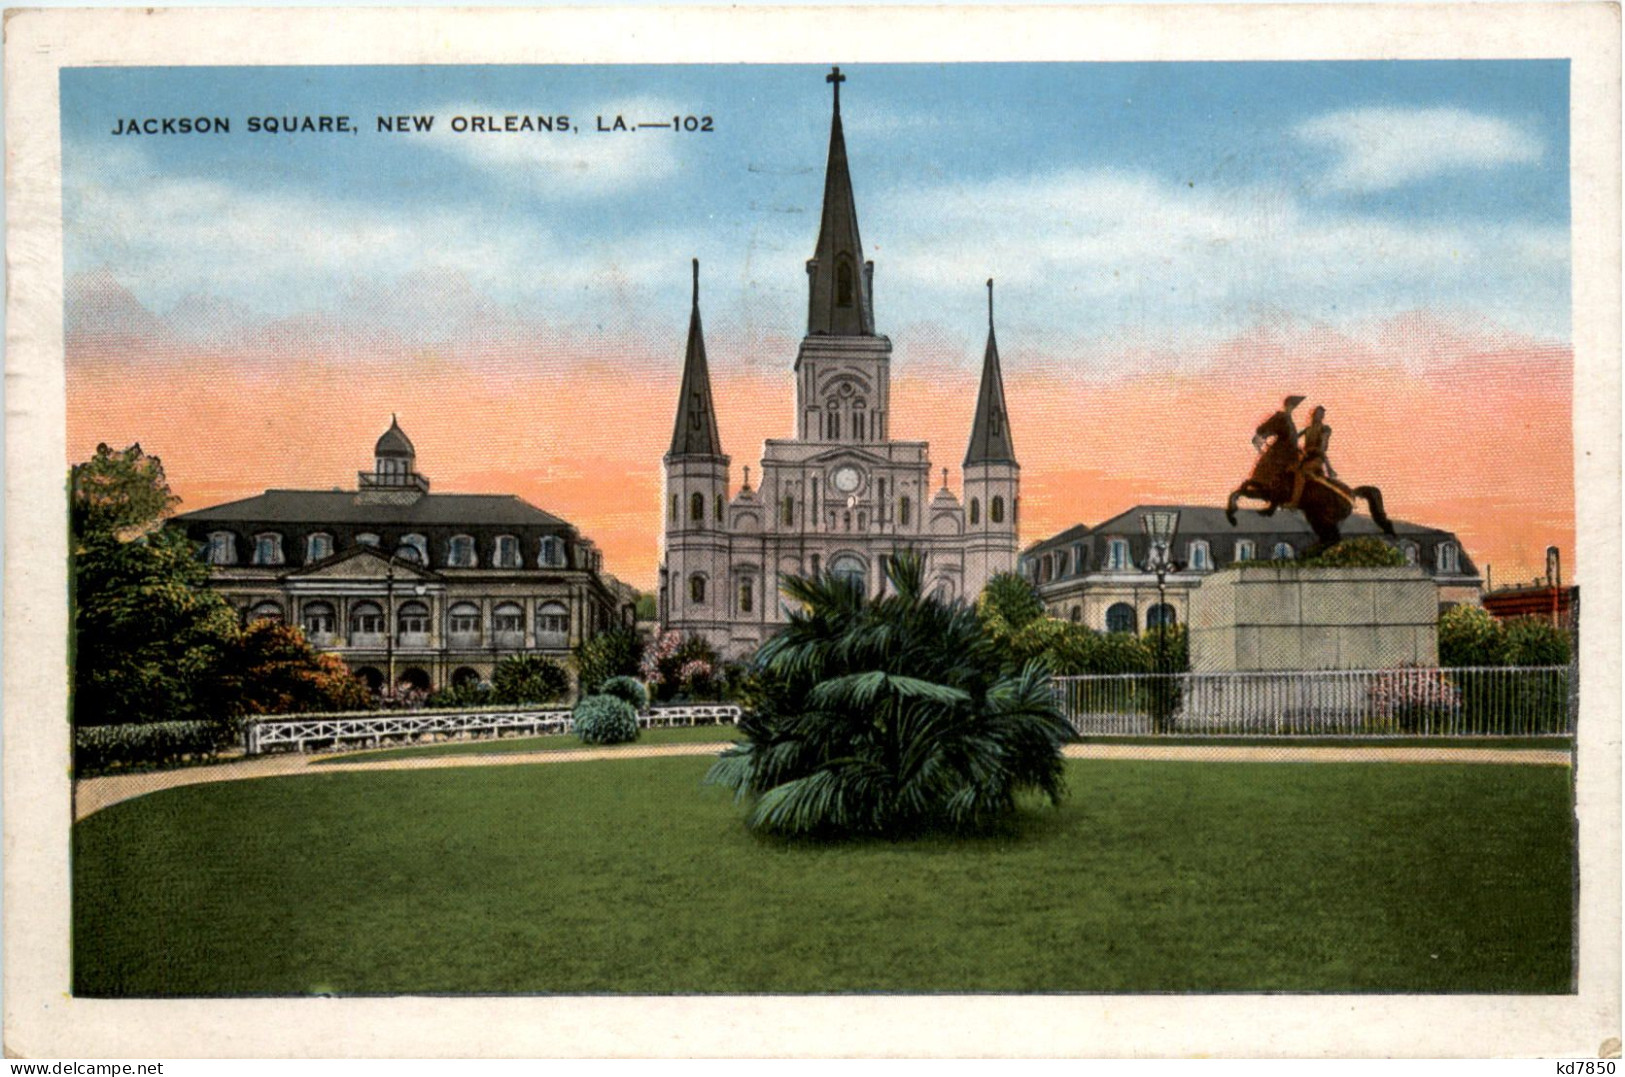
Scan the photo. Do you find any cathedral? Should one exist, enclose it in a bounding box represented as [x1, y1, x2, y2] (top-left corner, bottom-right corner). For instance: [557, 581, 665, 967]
[659, 68, 1020, 658]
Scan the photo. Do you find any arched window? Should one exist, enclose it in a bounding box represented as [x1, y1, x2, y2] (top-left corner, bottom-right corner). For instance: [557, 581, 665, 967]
[689, 575, 707, 604]
[836, 258, 854, 307]
[969, 498, 981, 525]
[899, 496, 912, 526]
[302, 601, 335, 639]
[830, 554, 867, 593]
[449, 602, 481, 641]
[396, 533, 428, 565]
[1069, 606, 1082, 623]
[1072, 543, 1087, 574]
[1188, 540, 1212, 572]
[350, 601, 384, 637]
[305, 533, 333, 563]
[493, 602, 524, 641]
[1436, 542, 1460, 574]
[494, 534, 521, 568]
[991, 496, 1005, 524]
[739, 579, 754, 614]
[252, 533, 285, 566]
[1108, 538, 1131, 571]
[1235, 540, 1255, 563]
[448, 535, 477, 567]
[397, 601, 429, 641]
[843, 510, 853, 532]
[1273, 542, 1296, 561]
[1147, 603, 1177, 629]
[356, 533, 381, 548]
[207, 531, 238, 565]
[690, 492, 704, 523]
[248, 600, 284, 624]
[715, 495, 724, 522]
[1401, 541, 1420, 566]
[539, 536, 563, 567]
[669, 494, 678, 523]
[452, 667, 482, 689]
[809, 554, 821, 577]
[537, 602, 570, 644]
[852, 412, 865, 440]
[782, 495, 795, 526]
[1057, 550, 1070, 576]
[1106, 603, 1138, 634]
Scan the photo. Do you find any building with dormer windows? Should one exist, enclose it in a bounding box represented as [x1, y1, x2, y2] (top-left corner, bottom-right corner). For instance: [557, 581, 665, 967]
[174, 417, 634, 694]
[659, 68, 1020, 657]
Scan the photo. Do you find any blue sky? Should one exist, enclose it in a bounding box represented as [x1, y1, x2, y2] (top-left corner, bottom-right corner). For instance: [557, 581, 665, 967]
[63, 61, 1572, 358]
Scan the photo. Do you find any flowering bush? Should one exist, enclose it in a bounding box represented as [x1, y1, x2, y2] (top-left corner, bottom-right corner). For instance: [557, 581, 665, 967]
[573, 694, 640, 745]
[373, 685, 429, 711]
[641, 630, 722, 701]
[1368, 666, 1462, 733]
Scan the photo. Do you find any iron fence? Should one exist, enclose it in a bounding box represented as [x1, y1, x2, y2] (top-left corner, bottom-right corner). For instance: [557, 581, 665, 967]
[1053, 666, 1576, 738]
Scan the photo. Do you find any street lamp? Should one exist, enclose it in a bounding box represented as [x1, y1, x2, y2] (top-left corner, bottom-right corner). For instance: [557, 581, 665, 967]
[1140, 510, 1184, 732]
[385, 562, 396, 694]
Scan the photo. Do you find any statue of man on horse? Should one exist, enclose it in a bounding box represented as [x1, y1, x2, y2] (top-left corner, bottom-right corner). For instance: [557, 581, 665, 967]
[1226, 395, 1394, 548]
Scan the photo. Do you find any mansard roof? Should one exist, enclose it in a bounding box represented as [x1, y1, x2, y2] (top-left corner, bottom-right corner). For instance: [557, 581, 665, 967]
[667, 258, 726, 458]
[174, 489, 570, 529]
[806, 66, 875, 337]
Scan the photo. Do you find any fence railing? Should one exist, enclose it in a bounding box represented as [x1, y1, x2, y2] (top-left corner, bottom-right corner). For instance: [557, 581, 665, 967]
[1053, 666, 1576, 738]
[245, 704, 743, 755]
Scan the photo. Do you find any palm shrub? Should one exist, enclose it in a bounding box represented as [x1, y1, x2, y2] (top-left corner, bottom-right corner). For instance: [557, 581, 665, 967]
[705, 550, 1074, 839]
[573, 694, 640, 745]
[598, 675, 648, 710]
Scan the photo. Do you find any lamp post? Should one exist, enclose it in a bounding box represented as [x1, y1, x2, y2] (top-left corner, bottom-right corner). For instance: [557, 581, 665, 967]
[385, 562, 396, 694]
[1140, 510, 1183, 733]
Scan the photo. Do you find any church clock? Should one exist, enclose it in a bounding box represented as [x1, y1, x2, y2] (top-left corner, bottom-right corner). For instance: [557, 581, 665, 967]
[831, 465, 863, 494]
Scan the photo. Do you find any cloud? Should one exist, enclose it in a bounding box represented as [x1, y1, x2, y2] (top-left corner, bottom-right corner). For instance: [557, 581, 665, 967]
[870, 166, 1569, 342]
[1293, 107, 1543, 192]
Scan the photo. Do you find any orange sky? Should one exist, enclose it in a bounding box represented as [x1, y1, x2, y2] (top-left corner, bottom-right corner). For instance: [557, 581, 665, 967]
[67, 314, 1573, 593]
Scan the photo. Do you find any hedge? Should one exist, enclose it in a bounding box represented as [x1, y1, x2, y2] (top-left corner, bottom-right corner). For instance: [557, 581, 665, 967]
[75, 720, 228, 775]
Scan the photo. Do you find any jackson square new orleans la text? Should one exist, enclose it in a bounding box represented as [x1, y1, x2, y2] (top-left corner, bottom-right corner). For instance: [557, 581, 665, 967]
[108, 112, 716, 135]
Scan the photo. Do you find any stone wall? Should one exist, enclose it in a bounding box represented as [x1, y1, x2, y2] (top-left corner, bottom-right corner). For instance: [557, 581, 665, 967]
[1188, 566, 1439, 672]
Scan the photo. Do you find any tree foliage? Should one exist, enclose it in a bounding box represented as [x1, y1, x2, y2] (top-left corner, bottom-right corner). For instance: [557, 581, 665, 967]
[575, 627, 644, 695]
[1298, 537, 1409, 568]
[1438, 606, 1571, 668]
[71, 443, 181, 543]
[219, 620, 372, 717]
[976, 571, 1046, 644]
[705, 551, 1074, 839]
[491, 653, 572, 705]
[1004, 617, 1188, 676]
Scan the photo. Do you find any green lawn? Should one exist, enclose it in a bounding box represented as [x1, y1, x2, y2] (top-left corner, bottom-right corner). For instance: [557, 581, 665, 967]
[311, 724, 739, 765]
[72, 756, 1575, 996]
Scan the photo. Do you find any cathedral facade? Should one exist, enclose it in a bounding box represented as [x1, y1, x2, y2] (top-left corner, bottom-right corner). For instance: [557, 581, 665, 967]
[659, 69, 1020, 658]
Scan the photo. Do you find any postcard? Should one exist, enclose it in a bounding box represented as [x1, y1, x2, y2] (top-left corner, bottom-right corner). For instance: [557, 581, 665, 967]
[4, 4, 1619, 1059]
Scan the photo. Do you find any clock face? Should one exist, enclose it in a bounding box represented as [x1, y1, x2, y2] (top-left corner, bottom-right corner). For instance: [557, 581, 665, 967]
[831, 465, 863, 494]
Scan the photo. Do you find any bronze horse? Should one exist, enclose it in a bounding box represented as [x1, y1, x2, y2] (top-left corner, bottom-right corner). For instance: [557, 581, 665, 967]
[1225, 403, 1393, 547]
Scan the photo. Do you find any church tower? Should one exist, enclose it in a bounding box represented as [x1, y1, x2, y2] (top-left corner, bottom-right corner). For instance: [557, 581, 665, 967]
[794, 66, 892, 446]
[962, 279, 1020, 598]
[660, 260, 732, 630]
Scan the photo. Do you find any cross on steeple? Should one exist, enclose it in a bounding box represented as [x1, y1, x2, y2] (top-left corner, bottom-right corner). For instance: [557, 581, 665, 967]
[827, 66, 846, 110]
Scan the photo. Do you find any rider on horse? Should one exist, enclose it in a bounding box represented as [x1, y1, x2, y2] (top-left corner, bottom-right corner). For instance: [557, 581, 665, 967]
[1247, 395, 1306, 503]
[1286, 404, 1349, 509]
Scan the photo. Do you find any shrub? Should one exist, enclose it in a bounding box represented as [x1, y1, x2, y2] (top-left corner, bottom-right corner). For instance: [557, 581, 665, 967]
[1368, 666, 1463, 733]
[598, 675, 648, 710]
[1298, 537, 1408, 568]
[1438, 605, 1505, 668]
[1501, 616, 1571, 667]
[425, 682, 495, 708]
[977, 572, 1046, 643]
[576, 627, 644, 694]
[491, 654, 571, 705]
[74, 720, 228, 775]
[706, 551, 1073, 839]
[642, 630, 722, 702]
[573, 695, 640, 745]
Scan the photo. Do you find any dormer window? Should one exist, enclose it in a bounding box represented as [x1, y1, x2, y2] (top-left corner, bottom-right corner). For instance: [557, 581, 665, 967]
[539, 536, 563, 567]
[1401, 541, 1420, 566]
[1436, 542, 1460, 574]
[448, 534, 477, 567]
[396, 534, 428, 565]
[356, 533, 381, 548]
[494, 534, 521, 568]
[206, 531, 238, 565]
[305, 532, 333, 563]
[252, 533, 285, 566]
[1107, 538, 1131, 571]
[1235, 540, 1255, 562]
[1273, 542, 1296, 560]
[1188, 540, 1212, 571]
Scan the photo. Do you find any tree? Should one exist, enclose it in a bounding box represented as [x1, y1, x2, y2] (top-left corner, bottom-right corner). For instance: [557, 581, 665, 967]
[1438, 605, 1504, 668]
[705, 551, 1074, 839]
[70, 444, 241, 728]
[491, 653, 572, 705]
[976, 571, 1046, 645]
[218, 620, 372, 717]
[1501, 616, 1571, 667]
[576, 626, 644, 695]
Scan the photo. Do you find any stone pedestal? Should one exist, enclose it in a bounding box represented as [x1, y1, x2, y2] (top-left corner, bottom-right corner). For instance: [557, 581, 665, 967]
[1188, 566, 1439, 672]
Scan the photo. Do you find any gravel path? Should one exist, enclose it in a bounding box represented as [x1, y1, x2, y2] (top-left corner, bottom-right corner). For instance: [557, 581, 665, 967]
[73, 740, 1572, 822]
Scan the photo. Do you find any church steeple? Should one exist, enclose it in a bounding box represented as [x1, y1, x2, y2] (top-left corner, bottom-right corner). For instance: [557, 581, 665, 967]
[965, 279, 1017, 466]
[668, 258, 724, 458]
[806, 66, 875, 337]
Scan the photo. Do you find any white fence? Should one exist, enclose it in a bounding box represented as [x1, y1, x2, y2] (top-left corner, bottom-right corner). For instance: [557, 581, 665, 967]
[245, 704, 743, 755]
[1053, 666, 1576, 738]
